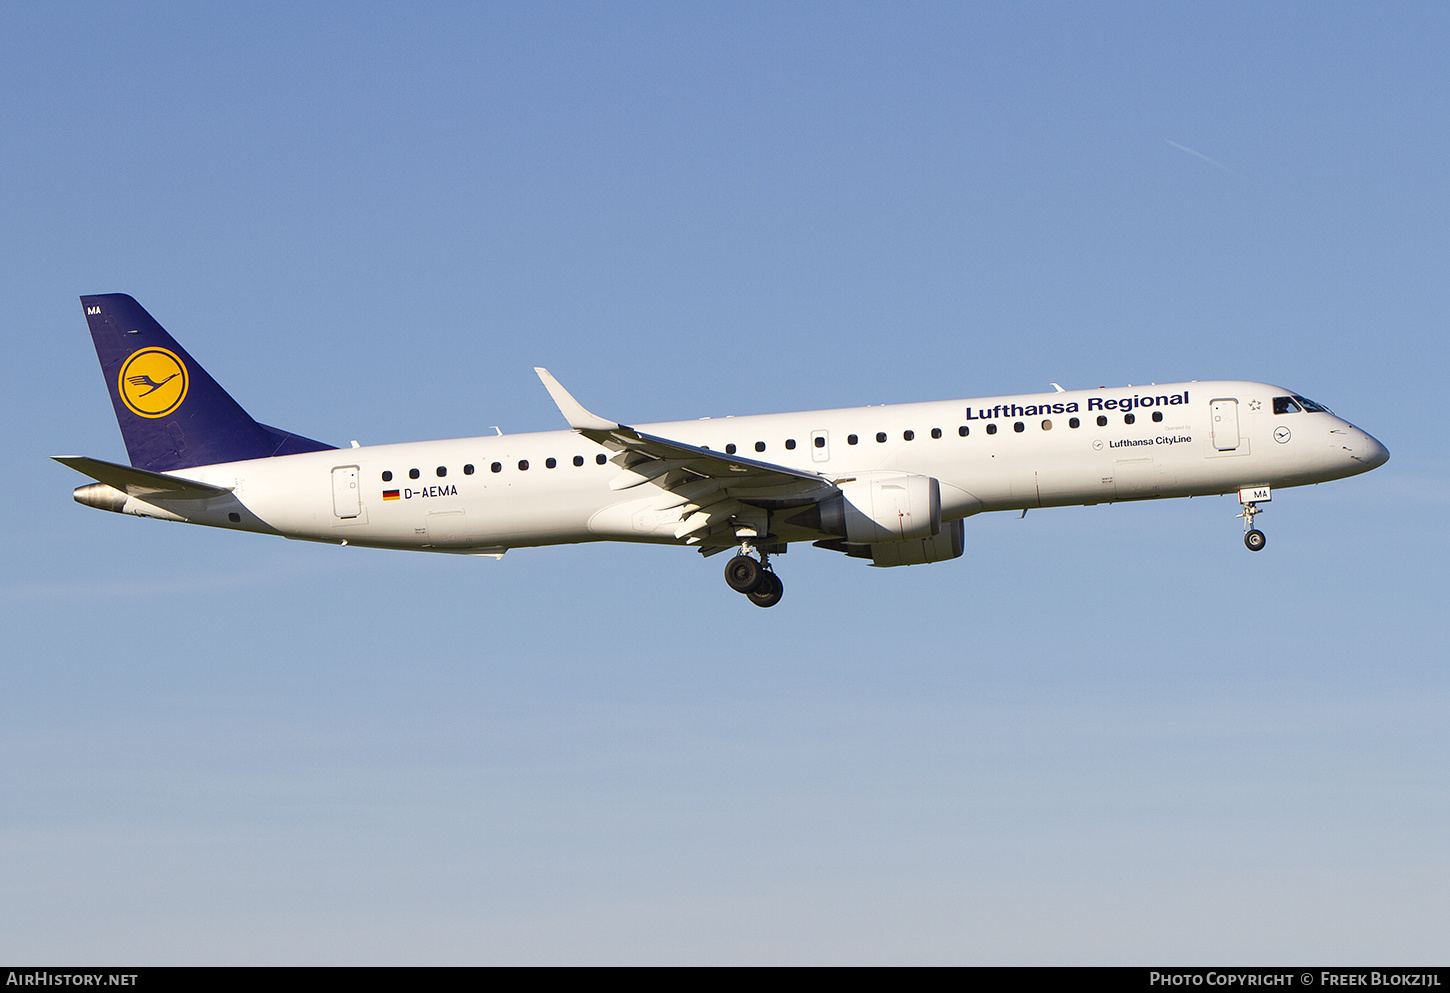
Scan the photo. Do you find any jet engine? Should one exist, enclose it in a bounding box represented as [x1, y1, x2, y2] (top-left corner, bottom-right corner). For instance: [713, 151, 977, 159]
[817, 473, 942, 544]
[864, 518, 965, 566]
[813, 518, 965, 568]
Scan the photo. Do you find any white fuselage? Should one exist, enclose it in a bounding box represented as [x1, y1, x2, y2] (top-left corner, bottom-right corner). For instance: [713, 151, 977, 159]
[105, 381, 1388, 554]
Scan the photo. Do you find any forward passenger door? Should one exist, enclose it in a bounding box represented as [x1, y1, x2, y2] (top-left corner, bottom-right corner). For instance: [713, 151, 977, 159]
[1210, 399, 1240, 452]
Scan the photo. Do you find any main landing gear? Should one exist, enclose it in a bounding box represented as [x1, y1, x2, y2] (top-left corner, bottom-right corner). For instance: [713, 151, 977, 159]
[724, 545, 784, 608]
[1238, 501, 1267, 552]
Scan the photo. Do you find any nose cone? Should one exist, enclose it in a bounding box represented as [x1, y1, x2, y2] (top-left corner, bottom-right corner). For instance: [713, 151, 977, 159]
[1359, 431, 1390, 470]
[1340, 426, 1389, 472]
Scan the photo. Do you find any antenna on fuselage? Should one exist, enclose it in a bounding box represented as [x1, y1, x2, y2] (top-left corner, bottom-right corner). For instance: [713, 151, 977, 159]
[1051, 383, 1065, 393]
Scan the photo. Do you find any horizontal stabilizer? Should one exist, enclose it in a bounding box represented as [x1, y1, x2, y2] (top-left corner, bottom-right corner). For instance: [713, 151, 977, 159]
[53, 456, 233, 500]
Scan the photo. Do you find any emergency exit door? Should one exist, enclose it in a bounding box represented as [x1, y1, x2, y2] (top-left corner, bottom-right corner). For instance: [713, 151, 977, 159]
[810, 430, 830, 462]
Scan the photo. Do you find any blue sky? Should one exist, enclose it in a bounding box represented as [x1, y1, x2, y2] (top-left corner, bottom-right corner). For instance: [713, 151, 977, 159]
[2, 2, 1446, 964]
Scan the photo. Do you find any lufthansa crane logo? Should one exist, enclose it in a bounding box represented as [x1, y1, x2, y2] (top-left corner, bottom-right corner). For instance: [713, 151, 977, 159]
[118, 347, 188, 418]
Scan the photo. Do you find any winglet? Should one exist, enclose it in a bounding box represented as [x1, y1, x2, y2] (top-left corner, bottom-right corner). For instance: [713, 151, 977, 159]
[534, 368, 621, 432]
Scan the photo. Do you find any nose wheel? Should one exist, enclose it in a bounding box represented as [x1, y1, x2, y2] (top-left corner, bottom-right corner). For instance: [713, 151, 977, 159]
[723, 545, 785, 607]
[1237, 501, 1267, 552]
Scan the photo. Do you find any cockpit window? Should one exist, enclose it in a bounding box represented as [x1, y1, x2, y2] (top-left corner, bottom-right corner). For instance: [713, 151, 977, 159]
[1293, 394, 1332, 414]
[1273, 396, 1302, 414]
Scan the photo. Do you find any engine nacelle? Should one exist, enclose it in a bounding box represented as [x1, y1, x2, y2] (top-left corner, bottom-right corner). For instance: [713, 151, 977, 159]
[813, 517, 966, 567]
[867, 518, 965, 567]
[818, 473, 942, 544]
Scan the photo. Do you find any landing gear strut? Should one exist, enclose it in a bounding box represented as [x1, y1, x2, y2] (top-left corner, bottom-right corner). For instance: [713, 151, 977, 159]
[723, 543, 784, 607]
[1238, 501, 1266, 552]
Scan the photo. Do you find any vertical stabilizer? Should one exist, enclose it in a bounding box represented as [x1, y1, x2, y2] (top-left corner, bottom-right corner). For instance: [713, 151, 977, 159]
[80, 294, 334, 471]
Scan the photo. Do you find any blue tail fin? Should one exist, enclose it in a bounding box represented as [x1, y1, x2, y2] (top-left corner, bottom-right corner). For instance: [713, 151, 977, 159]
[81, 294, 335, 472]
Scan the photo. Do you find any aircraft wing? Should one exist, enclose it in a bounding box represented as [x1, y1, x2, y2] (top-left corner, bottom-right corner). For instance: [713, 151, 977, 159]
[53, 456, 234, 500]
[535, 368, 836, 546]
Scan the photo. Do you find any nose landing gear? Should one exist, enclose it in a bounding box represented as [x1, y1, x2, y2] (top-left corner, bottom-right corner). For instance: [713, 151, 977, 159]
[723, 544, 784, 607]
[1238, 501, 1266, 552]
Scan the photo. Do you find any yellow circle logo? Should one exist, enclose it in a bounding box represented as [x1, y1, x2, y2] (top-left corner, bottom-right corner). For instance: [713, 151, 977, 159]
[118, 347, 188, 418]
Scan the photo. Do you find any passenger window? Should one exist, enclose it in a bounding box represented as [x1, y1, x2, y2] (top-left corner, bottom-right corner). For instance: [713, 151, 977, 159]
[958, 426, 968, 436]
[1096, 415, 1107, 427]
[573, 455, 584, 466]
[755, 441, 765, 452]
[814, 436, 825, 448]
[1125, 413, 1135, 425]
[725, 443, 737, 455]
[491, 462, 502, 473]
[986, 424, 997, 435]
[546, 458, 557, 468]
[848, 434, 859, 445]
[1152, 411, 1163, 423]
[1041, 419, 1052, 431]
[596, 454, 607, 465]
[1274, 396, 1303, 414]
[518, 460, 529, 471]
[464, 464, 474, 474]
[1013, 422, 1024, 433]
[904, 430, 914, 441]
[409, 468, 420, 480]
[785, 439, 796, 450]
[876, 432, 887, 443]
[931, 428, 942, 439]
[382, 471, 393, 482]
[437, 466, 447, 477]
[1069, 417, 1080, 428]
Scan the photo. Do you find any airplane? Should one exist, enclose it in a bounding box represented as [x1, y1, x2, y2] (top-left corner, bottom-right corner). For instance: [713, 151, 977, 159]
[58, 294, 1390, 607]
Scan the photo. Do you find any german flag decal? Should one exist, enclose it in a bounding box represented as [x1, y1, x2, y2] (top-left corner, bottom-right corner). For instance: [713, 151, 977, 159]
[383, 489, 400, 501]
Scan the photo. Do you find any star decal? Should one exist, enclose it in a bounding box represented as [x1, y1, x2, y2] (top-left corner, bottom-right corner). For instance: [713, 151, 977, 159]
[1249, 399, 1262, 411]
